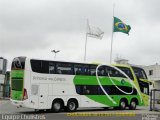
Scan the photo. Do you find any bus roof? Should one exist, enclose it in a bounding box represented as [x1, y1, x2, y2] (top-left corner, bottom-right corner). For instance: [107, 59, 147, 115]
[112, 64, 131, 68]
[24, 57, 100, 65]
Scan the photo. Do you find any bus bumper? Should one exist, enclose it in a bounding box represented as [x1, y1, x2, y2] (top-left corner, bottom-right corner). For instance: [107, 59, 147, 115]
[11, 99, 27, 108]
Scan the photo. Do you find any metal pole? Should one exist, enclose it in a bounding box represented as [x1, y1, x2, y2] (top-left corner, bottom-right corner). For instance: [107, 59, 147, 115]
[54, 53, 56, 59]
[84, 19, 89, 62]
[84, 34, 88, 62]
[153, 89, 155, 110]
[150, 89, 152, 111]
[110, 4, 115, 64]
[51, 50, 60, 59]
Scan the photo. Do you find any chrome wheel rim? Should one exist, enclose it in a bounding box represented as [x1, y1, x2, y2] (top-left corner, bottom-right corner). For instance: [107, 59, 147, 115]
[54, 102, 61, 110]
[121, 101, 126, 108]
[131, 102, 136, 108]
[69, 102, 76, 110]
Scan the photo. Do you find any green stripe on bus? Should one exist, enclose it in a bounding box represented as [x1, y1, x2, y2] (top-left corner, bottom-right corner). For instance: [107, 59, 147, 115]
[11, 70, 24, 78]
[11, 90, 23, 100]
[74, 76, 132, 87]
[73, 75, 143, 106]
[11, 70, 24, 100]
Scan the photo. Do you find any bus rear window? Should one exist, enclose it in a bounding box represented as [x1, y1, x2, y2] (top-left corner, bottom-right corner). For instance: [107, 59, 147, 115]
[11, 57, 26, 70]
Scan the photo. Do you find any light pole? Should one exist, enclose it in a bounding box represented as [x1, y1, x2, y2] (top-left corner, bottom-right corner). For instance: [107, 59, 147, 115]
[51, 50, 60, 59]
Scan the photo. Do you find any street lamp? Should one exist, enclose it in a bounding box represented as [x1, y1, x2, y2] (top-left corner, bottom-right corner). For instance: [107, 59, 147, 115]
[51, 50, 60, 59]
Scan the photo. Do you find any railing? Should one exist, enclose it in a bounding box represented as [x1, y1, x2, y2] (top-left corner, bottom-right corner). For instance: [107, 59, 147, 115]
[0, 84, 10, 99]
[150, 89, 160, 111]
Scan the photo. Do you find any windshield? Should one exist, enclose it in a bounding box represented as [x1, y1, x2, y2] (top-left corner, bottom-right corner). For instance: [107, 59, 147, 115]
[132, 66, 147, 79]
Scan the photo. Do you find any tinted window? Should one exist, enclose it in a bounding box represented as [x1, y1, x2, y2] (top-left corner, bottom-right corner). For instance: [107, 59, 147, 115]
[138, 80, 149, 95]
[41, 61, 49, 73]
[11, 57, 26, 70]
[116, 66, 134, 80]
[98, 66, 108, 76]
[31, 60, 55, 74]
[75, 85, 137, 95]
[12, 79, 23, 91]
[132, 67, 147, 79]
[74, 64, 89, 75]
[89, 65, 97, 76]
[49, 62, 55, 74]
[105, 66, 126, 78]
[56, 63, 73, 75]
[31, 60, 42, 73]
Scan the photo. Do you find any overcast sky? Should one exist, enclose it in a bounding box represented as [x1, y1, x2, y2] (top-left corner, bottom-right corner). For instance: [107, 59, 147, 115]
[0, 0, 160, 69]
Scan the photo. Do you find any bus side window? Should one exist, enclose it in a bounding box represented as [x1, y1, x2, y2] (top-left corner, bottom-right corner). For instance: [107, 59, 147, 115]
[81, 65, 89, 75]
[75, 85, 82, 94]
[41, 61, 49, 73]
[89, 65, 97, 76]
[56, 62, 73, 75]
[104, 66, 114, 77]
[74, 64, 89, 75]
[31, 60, 42, 73]
[115, 67, 133, 80]
[74, 64, 82, 75]
[49, 62, 55, 74]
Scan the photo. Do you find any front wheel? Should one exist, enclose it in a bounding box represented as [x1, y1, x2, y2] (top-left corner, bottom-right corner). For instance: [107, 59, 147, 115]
[129, 100, 136, 110]
[67, 100, 78, 112]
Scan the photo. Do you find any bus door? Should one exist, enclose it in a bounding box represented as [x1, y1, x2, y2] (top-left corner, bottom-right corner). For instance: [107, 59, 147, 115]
[39, 84, 48, 109]
[138, 79, 149, 105]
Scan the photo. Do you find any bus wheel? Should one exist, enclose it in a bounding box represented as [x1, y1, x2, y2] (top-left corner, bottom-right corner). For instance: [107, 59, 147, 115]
[67, 100, 77, 112]
[129, 100, 136, 110]
[119, 100, 126, 110]
[51, 101, 63, 112]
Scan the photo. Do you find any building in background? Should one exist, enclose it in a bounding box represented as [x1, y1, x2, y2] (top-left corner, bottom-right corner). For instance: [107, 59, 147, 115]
[0, 57, 9, 98]
[143, 63, 160, 89]
[3, 71, 10, 97]
[0, 57, 7, 75]
[114, 57, 129, 65]
[114, 57, 160, 90]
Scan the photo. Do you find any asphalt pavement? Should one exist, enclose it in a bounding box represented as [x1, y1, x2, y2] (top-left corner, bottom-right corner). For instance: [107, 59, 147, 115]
[0, 100, 159, 120]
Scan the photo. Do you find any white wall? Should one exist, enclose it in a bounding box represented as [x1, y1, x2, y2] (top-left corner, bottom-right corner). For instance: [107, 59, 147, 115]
[143, 64, 160, 81]
[154, 81, 160, 89]
[0, 59, 3, 71]
[143, 64, 160, 89]
[0, 74, 5, 84]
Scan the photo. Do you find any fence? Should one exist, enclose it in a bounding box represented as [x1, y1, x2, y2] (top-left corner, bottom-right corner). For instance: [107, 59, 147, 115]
[150, 89, 160, 111]
[0, 84, 10, 99]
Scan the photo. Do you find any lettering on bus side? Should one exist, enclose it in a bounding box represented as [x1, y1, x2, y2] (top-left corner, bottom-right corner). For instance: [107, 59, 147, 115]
[32, 76, 66, 82]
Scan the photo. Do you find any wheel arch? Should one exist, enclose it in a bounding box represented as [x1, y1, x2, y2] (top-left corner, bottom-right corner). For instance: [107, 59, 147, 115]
[52, 98, 65, 107]
[67, 98, 79, 108]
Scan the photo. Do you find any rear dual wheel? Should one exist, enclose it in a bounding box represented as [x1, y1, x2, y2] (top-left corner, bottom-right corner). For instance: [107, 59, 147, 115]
[51, 101, 63, 113]
[67, 100, 78, 112]
[129, 100, 136, 110]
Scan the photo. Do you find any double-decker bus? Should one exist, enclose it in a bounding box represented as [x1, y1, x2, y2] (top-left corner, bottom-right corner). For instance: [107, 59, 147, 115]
[10, 57, 150, 112]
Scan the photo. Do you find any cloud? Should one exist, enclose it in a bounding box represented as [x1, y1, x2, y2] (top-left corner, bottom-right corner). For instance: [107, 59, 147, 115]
[1, 0, 160, 70]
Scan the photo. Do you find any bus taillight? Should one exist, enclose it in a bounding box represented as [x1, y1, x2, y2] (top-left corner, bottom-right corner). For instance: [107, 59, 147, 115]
[23, 88, 28, 100]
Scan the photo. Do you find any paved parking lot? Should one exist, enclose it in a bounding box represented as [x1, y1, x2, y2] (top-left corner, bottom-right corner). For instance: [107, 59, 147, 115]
[0, 100, 159, 120]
